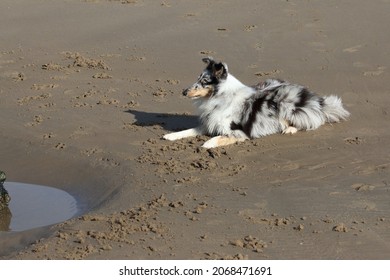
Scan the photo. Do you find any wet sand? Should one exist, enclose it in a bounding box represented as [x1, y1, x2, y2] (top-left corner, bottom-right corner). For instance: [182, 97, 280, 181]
[0, 0, 389, 259]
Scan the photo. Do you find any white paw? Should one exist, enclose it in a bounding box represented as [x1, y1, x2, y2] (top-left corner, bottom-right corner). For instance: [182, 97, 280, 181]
[283, 126, 298, 135]
[202, 137, 220, 149]
[163, 133, 179, 141]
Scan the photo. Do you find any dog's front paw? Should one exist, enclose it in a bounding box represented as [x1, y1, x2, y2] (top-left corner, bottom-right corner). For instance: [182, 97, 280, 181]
[282, 126, 298, 135]
[163, 133, 177, 141]
[202, 136, 221, 149]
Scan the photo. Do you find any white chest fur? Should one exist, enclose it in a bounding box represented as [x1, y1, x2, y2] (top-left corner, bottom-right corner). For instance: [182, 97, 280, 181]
[195, 74, 255, 136]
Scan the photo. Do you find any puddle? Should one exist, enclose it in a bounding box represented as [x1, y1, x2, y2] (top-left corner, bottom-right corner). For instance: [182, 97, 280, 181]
[0, 182, 79, 232]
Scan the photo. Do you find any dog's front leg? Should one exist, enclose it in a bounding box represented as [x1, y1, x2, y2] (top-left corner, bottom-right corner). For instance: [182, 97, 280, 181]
[202, 136, 246, 148]
[163, 127, 203, 141]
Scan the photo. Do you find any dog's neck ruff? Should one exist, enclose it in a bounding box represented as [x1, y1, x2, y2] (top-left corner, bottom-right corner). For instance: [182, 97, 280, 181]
[215, 73, 246, 96]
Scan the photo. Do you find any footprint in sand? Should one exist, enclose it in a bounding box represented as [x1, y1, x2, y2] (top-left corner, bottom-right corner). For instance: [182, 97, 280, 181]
[1, 71, 26, 81]
[97, 157, 120, 168]
[363, 66, 386, 77]
[42, 62, 65, 71]
[280, 162, 300, 171]
[350, 201, 377, 211]
[351, 183, 376, 192]
[25, 115, 44, 127]
[254, 69, 281, 77]
[343, 44, 363, 53]
[31, 83, 59, 90]
[81, 147, 103, 157]
[344, 137, 364, 145]
[18, 93, 52, 105]
[55, 143, 66, 150]
[243, 25, 257, 32]
[43, 133, 55, 139]
[92, 73, 112, 79]
[354, 163, 390, 175]
[39, 102, 56, 109]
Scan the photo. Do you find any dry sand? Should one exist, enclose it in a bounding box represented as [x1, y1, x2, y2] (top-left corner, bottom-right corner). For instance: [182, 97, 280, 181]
[0, 0, 389, 259]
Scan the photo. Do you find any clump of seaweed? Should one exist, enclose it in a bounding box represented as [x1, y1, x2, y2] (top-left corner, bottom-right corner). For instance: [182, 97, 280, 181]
[0, 171, 11, 211]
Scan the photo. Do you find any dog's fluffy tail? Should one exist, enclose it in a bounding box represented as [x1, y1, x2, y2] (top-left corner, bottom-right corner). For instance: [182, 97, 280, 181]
[322, 95, 350, 123]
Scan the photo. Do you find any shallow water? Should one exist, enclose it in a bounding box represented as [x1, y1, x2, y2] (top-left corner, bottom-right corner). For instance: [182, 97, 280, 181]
[0, 182, 79, 232]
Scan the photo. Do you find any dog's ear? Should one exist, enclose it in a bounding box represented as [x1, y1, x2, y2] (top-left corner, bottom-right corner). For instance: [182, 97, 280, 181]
[202, 56, 215, 66]
[213, 62, 228, 80]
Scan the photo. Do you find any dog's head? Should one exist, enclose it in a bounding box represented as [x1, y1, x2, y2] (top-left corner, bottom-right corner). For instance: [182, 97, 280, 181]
[182, 57, 228, 99]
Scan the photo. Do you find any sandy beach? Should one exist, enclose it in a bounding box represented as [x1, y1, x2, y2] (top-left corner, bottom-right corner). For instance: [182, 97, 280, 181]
[1, 0, 389, 259]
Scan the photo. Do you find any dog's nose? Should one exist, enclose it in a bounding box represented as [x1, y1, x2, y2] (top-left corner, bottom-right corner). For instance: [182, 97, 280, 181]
[182, 88, 188, 96]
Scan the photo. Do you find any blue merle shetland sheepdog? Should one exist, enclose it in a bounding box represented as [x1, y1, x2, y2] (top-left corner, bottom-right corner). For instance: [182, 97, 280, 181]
[163, 57, 350, 148]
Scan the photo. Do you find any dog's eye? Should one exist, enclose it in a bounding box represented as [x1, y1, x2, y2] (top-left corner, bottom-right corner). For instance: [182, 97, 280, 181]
[200, 78, 211, 85]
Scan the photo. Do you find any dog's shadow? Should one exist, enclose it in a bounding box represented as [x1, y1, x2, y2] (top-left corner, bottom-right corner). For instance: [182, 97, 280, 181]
[125, 109, 199, 132]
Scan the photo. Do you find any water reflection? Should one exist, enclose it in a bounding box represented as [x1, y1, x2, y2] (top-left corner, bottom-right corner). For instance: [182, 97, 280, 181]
[0, 182, 78, 232]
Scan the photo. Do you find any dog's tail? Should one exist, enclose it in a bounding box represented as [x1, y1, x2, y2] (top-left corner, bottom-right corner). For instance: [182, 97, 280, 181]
[322, 95, 350, 123]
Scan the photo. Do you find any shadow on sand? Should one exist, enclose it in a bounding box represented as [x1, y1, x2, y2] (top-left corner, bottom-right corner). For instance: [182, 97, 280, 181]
[125, 109, 199, 132]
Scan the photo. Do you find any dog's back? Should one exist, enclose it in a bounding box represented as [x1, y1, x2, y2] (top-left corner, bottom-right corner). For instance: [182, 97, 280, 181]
[235, 79, 350, 138]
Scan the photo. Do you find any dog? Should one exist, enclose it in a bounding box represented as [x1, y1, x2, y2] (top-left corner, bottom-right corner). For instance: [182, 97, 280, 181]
[163, 57, 350, 148]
